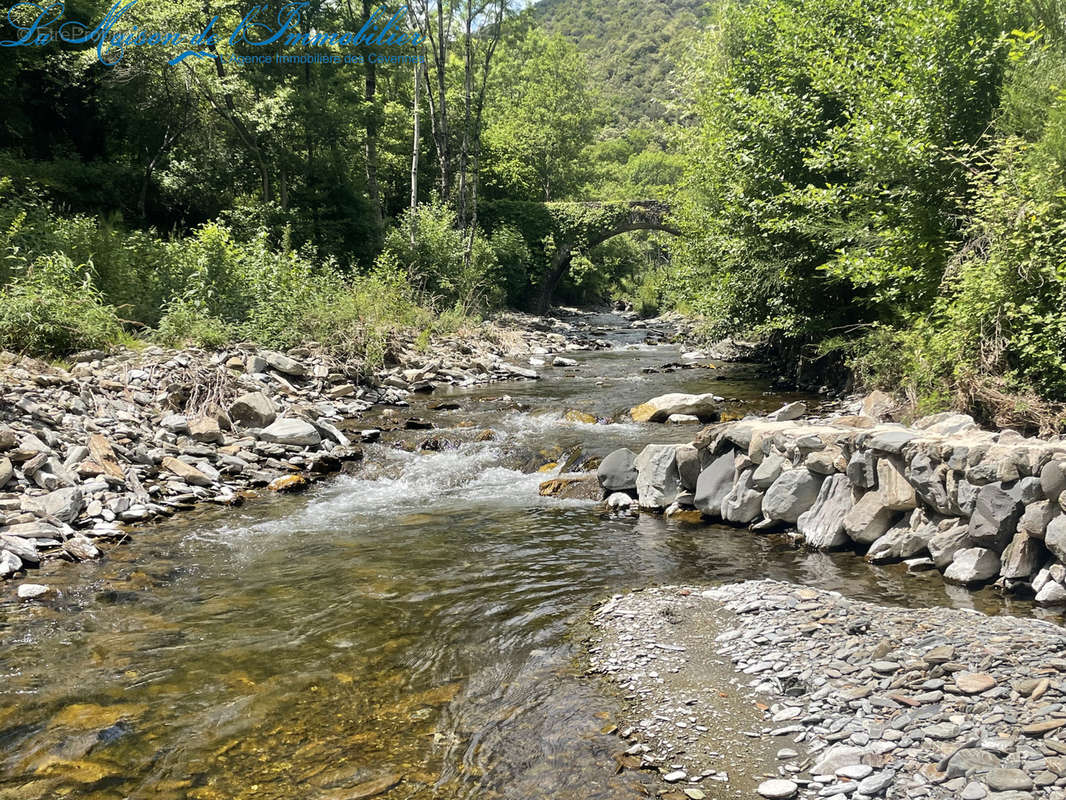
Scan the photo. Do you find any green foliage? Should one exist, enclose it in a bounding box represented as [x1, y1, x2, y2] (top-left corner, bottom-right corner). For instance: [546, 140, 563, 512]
[535, 0, 707, 123]
[0, 252, 125, 356]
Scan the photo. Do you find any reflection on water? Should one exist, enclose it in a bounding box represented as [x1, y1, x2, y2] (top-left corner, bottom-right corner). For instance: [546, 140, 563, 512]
[0, 336, 1049, 800]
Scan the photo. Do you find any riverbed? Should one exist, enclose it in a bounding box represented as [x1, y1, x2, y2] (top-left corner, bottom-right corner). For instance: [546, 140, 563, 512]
[0, 316, 1048, 800]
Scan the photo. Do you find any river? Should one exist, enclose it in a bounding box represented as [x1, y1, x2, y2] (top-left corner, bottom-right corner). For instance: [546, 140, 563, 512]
[0, 315, 1045, 800]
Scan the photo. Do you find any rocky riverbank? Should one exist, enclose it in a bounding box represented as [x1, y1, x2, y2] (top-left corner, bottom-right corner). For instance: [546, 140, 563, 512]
[593, 403, 1066, 604]
[588, 581, 1066, 800]
[0, 309, 681, 592]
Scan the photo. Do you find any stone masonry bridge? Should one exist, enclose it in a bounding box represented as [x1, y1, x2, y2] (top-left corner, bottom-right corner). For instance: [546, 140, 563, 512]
[479, 200, 680, 312]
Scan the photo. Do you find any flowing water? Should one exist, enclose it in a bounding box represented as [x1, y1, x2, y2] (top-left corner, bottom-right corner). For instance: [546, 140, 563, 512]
[0, 315, 1050, 800]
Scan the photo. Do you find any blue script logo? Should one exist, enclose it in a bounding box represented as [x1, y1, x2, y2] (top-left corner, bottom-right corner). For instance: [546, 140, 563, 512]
[0, 1, 424, 66]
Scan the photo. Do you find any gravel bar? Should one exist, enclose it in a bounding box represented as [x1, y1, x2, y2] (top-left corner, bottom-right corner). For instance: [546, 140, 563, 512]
[587, 580, 1066, 800]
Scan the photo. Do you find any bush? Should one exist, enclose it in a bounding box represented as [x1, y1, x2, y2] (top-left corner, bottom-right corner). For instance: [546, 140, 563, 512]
[0, 253, 125, 356]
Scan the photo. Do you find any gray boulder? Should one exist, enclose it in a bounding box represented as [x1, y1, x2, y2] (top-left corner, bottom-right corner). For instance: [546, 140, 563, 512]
[944, 547, 1001, 585]
[229, 392, 277, 428]
[968, 481, 1028, 551]
[260, 418, 321, 447]
[631, 393, 720, 423]
[1019, 500, 1059, 539]
[260, 350, 307, 377]
[1042, 458, 1066, 505]
[1000, 532, 1044, 580]
[694, 451, 736, 517]
[798, 474, 854, 549]
[767, 401, 806, 422]
[866, 512, 932, 564]
[721, 469, 764, 524]
[26, 487, 84, 523]
[634, 444, 680, 509]
[762, 468, 824, 524]
[752, 453, 787, 490]
[843, 491, 900, 545]
[877, 457, 916, 510]
[1045, 514, 1066, 562]
[909, 453, 952, 514]
[928, 522, 974, 569]
[674, 445, 702, 491]
[597, 448, 638, 492]
[846, 450, 878, 490]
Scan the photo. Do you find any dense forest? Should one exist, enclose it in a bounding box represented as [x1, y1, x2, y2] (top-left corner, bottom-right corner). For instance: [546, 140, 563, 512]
[3, 0, 1066, 428]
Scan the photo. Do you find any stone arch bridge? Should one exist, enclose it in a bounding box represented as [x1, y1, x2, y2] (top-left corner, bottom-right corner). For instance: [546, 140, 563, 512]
[478, 200, 679, 312]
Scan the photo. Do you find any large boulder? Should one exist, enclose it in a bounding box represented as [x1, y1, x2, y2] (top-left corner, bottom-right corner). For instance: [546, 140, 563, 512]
[944, 547, 1001, 585]
[260, 418, 321, 447]
[909, 453, 952, 514]
[798, 474, 854, 549]
[596, 448, 638, 492]
[928, 522, 974, 569]
[866, 511, 933, 564]
[762, 468, 824, 524]
[721, 469, 764, 524]
[630, 393, 721, 423]
[1019, 500, 1059, 539]
[767, 401, 806, 422]
[876, 457, 916, 511]
[967, 481, 1029, 552]
[1045, 514, 1066, 562]
[693, 451, 736, 517]
[634, 445, 680, 509]
[1000, 532, 1044, 580]
[752, 453, 788, 490]
[845, 450, 878, 490]
[229, 391, 277, 428]
[674, 445, 702, 491]
[1042, 458, 1066, 505]
[843, 491, 900, 545]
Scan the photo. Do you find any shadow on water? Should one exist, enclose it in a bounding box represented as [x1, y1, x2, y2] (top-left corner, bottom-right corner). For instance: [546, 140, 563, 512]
[0, 332, 1051, 800]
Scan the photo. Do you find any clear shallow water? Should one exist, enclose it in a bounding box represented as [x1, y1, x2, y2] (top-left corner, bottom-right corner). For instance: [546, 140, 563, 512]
[0, 322, 1047, 800]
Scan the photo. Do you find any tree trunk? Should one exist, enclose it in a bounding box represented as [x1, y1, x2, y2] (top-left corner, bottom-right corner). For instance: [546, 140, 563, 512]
[362, 0, 382, 226]
[410, 61, 422, 247]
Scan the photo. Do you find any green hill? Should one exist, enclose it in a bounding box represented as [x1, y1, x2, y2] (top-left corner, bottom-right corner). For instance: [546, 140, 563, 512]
[534, 0, 707, 123]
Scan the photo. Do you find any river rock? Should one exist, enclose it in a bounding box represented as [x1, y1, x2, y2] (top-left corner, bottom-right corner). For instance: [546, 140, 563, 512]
[843, 491, 899, 545]
[260, 418, 321, 447]
[945, 548, 1001, 585]
[969, 481, 1029, 551]
[909, 452, 952, 513]
[188, 416, 224, 444]
[1019, 500, 1058, 539]
[762, 468, 823, 524]
[693, 451, 736, 517]
[161, 456, 213, 487]
[26, 486, 84, 523]
[767, 401, 806, 422]
[0, 457, 11, 490]
[634, 444, 680, 509]
[17, 583, 50, 600]
[986, 768, 1033, 791]
[1000, 532, 1044, 579]
[538, 474, 602, 500]
[860, 390, 894, 420]
[260, 350, 307, 377]
[866, 517, 929, 563]
[753, 453, 788, 490]
[812, 744, 865, 774]
[1045, 514, 1066, 561]
[946, 747, 1001, 778]
[597, 448, 638, 492]
[720, 469, 764, 524]
[846, 450, 878, 490]
[630, 393, 721, 423]
[1035, 579, 1066, 605]
[798, 473, 853, 549]
[1041, 458, 1066, 504]
[229, 392, 277, 428]
[876, 457, 916, 510]
[674, 445, 702, 491]
[757, 779, 798, 799]
[0, 550, 21, 577]
[928, 522, 973, 569]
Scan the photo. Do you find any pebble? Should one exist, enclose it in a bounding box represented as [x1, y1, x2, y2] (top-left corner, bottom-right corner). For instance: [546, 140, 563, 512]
[758, 778, 799, 799]
[16, 583, 49, 599]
